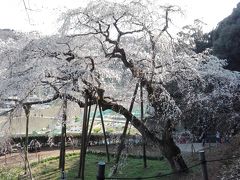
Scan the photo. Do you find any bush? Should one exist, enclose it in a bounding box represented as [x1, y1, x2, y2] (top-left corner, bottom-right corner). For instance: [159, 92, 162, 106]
[93, 127, 101, 134]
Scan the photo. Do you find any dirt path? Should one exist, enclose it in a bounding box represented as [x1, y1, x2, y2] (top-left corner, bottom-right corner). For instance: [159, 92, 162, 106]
[0, 148, 79, 167]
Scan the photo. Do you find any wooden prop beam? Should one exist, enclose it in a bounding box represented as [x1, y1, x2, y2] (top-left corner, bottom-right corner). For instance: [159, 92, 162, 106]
[78, 92, 89, 179]
[59, 98, 67, 177]
[140, 80, 147, 168]
[112, 82, 139, 174]
[99, 103, 110, 162]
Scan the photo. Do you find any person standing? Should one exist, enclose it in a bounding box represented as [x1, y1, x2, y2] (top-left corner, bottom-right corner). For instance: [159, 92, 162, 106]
[216, 130, 221, 144]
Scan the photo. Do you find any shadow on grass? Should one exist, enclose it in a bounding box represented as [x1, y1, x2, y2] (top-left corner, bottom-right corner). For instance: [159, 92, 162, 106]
[67, 153, 171, 180]
[30, 152, 171, 180]
[66, 153, 111, 179]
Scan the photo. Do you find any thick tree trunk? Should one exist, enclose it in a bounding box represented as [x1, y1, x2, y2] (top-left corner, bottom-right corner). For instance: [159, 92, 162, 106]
[101, 99, 188, 172]
[144, 81, 188, 172]
[161, 120, 188, 172]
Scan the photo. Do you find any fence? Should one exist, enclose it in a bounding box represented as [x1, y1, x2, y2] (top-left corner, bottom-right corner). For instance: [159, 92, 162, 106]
[96, 151, 240, 180]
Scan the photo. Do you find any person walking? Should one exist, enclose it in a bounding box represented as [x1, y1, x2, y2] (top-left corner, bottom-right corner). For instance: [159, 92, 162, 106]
[200, 130, 207, 146]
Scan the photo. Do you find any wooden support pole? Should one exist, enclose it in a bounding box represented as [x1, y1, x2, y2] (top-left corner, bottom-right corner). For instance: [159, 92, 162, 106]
[140, 80, 147, 168]
[23, 105, 30, 174]
[23, 105, 32, 177]
[86, 104, 92, 134]
[59, 98, 67, 178]
[99, 104, 110, 162]
[112, 82, 139, 174]
[86, 103, 98, 147]
[78, 92, 89, 179]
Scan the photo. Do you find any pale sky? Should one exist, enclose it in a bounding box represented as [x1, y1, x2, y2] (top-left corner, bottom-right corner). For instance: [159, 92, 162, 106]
[0, 0, 239, 35]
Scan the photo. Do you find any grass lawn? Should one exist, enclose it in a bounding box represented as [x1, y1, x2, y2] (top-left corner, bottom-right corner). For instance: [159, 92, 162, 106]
[1, 152, 171, 180]
[0, 166, 22, 179]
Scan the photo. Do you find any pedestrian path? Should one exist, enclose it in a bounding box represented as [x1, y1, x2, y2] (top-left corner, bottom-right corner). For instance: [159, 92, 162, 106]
[177, 143, 216, 152]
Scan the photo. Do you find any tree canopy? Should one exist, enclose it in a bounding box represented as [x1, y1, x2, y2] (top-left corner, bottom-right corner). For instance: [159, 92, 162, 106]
[212, 2, 240, 71]
[0, 0, 239, 141]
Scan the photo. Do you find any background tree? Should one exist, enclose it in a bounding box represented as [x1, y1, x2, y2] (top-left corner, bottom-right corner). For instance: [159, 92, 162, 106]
[178, 3, 240, 71]
[211, 2, 240, 71]
[176, 19, 212, 54]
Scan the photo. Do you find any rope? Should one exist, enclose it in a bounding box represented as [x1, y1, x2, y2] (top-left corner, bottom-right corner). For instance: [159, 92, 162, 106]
[105, 162, 202, 179]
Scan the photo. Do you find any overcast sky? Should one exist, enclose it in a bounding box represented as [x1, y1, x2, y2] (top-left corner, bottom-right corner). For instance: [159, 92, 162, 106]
[0, 0, 239, 35]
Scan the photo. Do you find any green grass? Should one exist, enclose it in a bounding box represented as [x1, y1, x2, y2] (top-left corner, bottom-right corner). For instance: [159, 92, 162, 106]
[0, 152, 170, 179]
[31, 152, 170, 180]
[0, 166, 22, 180]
